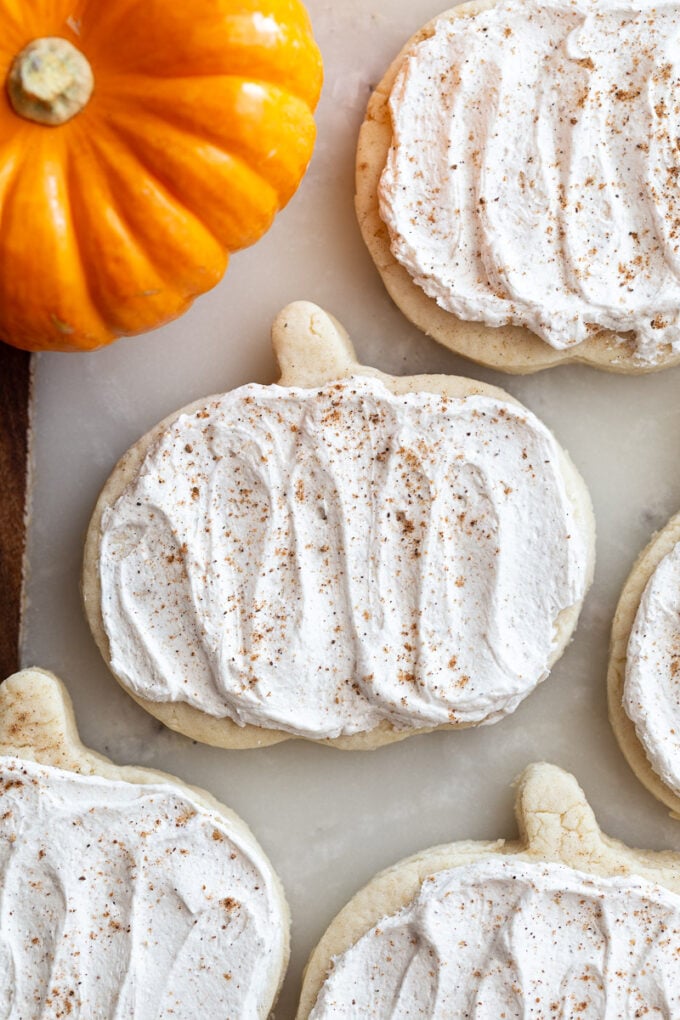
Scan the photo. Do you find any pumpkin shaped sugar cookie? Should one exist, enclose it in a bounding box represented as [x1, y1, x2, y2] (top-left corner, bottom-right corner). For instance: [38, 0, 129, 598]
[0, 0, 322, 352]
[0, 668, 289, 1017]
[357, 0, 680, 373]
[83, 302, 595, 749]
[298, 764, 680, 1017]
[609, 510, 680, 816]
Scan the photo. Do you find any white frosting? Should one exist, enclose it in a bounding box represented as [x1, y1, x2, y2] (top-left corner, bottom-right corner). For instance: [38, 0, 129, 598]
[98, 376, 590, 739]
[624, 538, 680, 794]
[0, 756, 285, 1018]
[309, 857, 680, 1017]
[380, 0, 680, 363]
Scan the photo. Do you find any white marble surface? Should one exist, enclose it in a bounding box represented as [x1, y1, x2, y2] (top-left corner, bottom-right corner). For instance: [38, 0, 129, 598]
[21, 1, 680, 1016]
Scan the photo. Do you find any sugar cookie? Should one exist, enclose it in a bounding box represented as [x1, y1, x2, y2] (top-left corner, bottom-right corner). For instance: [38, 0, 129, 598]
[298, 763, 680, 1017]
[356, 0, 680, 373]
[0, 667, 289, 1017]
[83, 302, 594, 748]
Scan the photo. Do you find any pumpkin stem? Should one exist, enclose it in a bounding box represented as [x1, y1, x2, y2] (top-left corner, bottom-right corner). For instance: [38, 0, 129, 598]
[7, 37, 94, 126]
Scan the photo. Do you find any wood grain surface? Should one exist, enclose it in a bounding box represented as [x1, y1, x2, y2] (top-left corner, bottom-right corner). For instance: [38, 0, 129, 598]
[0, 346, 31, 678]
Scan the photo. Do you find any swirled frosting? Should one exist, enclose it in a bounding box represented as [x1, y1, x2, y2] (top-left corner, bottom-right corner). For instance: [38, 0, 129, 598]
[624, 538, 680, 794]
[0, 756, 286, 1018]
[379, 0, 680, 362]
[98, 376, 590, 739]
[308, 857, 680, 1017]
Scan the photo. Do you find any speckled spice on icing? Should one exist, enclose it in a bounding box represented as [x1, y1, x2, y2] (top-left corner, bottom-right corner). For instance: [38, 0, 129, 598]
[380, 0, 680, 362]
[0, 756, 285, 1017]
[98, 376, 589, 739]
[309, 857, 680, 1017]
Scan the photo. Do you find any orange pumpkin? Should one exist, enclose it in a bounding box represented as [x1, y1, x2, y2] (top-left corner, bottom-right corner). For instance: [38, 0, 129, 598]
[0, 0, 323, 352]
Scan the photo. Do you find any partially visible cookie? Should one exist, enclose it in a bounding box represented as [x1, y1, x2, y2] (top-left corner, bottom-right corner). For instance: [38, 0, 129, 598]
[609, 511, 680, 817]
[356, 0, 680, 374]
[83, 301, 595, 750]
[297, 763, 680, 1017]
[0, 668, 289, 1017]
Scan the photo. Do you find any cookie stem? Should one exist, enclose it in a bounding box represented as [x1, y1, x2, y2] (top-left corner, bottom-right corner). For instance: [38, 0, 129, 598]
[273, 302, 358, 387]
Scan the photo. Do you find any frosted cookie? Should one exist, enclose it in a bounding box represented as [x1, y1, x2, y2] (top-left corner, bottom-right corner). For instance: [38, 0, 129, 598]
[297, 763, 680, 1017]
[0, 667, 289, 1017]
[609, 511, 680, 816]
[83, 302, 595, 750]
[357, 0, 680, 374]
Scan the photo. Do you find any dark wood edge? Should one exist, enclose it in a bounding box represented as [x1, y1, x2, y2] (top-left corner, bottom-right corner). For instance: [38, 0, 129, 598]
[0, 346, 31, 678]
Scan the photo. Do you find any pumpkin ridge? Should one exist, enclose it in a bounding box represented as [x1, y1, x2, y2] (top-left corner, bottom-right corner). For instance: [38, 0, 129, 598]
[0, 147, 33, 350]
[0, 140, 24, 213]
[91, 14, 322, 106]
[110, 70, 319, 120]
[87, 126, 228, 293]
[108, 123, 279, 252]
[45, 141, 111, 349]
[108, 72, 319, 137]
[63, 130, 181, 337]
[81, 0, 314, 48]
[61, 139, 108, 337]
[0, 135, 108, 350]
[106, 90, 312, 211]
[95, 126, 238, 255]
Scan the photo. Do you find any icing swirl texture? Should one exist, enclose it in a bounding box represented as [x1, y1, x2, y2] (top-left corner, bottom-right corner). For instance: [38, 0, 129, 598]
[0, 757, 285, 1018]
[98, 376, 590, 739]
[308, 858, 680, 1017]
[379, 0, 680, 362]
[624, 539, 680, 795]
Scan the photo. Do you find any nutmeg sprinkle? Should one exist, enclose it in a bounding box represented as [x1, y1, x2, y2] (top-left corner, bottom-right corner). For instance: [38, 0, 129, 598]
[0, 756, 285, 1016]
[380, 0, 680, 362]
[309, 858, 680, 1016]
[99, 375, 589, 740]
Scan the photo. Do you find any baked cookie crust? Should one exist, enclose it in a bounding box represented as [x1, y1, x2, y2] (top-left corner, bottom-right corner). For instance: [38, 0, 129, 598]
[355, 1, 680, 375]
[296, 762, 680, 1017]
[83, 302, 595, 749]
[0, 666, 290, 1017]
[608, 512, 680, 817]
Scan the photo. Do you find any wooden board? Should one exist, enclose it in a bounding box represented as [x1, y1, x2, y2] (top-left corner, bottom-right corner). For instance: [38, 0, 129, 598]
[0, 346, 30, 678]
